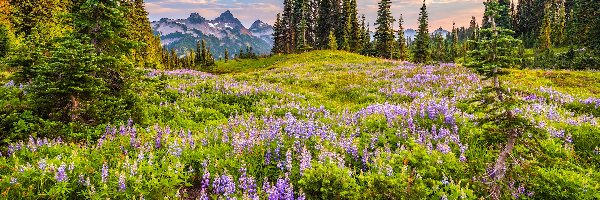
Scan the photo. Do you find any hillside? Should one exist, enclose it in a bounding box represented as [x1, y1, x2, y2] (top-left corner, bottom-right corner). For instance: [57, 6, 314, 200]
[3, 51, 598, 198]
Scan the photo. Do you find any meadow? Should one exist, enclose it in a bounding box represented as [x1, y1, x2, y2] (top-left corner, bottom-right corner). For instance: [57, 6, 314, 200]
[1, 50, 599, 199]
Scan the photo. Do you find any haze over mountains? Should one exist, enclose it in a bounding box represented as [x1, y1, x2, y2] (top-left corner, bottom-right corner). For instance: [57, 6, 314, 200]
[152, 10, 273, 58]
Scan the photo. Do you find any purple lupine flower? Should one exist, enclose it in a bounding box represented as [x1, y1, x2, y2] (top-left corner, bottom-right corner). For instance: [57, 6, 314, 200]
[118, 173, 126, 191]
[201, 169, 210, 190]
[101, 163, 109, 183]
[78, 174, 86, 185]
[155, 128, 163, 149]
[198, 189, 209, 200]
[265, 149, 272, 165]
[55, 163, 68, 182]
[10, 177, 17, 185]
[212, 173, 236, 198]
[239, 167, 257, 198]
[436, 142, 451, 154]
[38, 159, 47, 171]
[168, 140, 182, 157]
[130, 127, 137, 148]
[285, 149, 293, 172]
[299, 145, 312, 175]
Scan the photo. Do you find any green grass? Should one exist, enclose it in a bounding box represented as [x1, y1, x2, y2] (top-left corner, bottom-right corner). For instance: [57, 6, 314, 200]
[502, 68, 600, 98]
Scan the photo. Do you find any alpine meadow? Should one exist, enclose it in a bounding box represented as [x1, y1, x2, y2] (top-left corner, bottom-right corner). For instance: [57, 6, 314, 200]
[2, 0, 600, 199]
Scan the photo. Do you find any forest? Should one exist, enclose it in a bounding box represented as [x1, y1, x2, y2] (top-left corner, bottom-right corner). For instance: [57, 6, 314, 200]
[0, 0, 599, 199]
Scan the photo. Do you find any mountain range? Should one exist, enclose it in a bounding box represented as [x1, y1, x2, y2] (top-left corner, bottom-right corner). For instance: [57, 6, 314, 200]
[152, 10, 274, 58]
[152, 10, 451, 57]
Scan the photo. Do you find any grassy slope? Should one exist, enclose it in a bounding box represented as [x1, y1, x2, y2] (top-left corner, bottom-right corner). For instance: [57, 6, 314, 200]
[503, 68, 600, 98]
[216, 50, 599, 100]
[224, 51, 388, 111]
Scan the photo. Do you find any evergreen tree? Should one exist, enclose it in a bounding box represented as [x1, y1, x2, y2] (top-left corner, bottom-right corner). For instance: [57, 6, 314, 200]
[29, 35, 107, 122]
[397, 14, 408, 61]
[483, 0, 512, 29]
[573, 0, 600, 51]
[431, 33, 446, 61]
[413, 1, 431, 63]
[224, 48, 229, 63]
[340, 17, 351, 51]
[327, 30, 338, 50]
[360, 15, 371, 55]
[296, 0, 312, 52]
[468, 16, 479, 41]
[272, 13, 285, 54]
[123, 0, 162, 67]
[465, 1, 532, 199]
[316, 0, 333, 49]
[374, 0, 396, 59]
[451, 22, 459, 60]
[282, 0, 295, 53]
[0, 24, 9, 58]
[539, 4, 552, 50]
[349, 0, 361, 51]
[195, 41, 204, 66]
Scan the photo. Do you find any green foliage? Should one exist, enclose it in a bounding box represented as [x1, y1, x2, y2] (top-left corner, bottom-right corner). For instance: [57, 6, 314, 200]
[0, 24, 10, 58]
[28, 35, 107, 122]
[327, 31, 338, 50]
[373, 0, 395, 59]
[413, 1, 431, 63]
[465, 27, 522, 77]
[298, 163, 360, 199]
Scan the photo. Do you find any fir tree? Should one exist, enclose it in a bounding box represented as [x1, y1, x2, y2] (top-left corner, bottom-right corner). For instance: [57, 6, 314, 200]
[349, 0, 361, 51]
[195, 41, 204, 66]
[282, 0, 295, 53]
[29, 35, 107, 122]
[316, 0, 333, 49]
[360, 15, 371, 55]
[465, 3, 530, 198]
[539, 4, 552, 50]
[374, 0, 396, 59]
[327, 30, 338, 50]
[224, 48, 229, 63]
[413, 0, 431, 63]
[0, 24, 9, 58]
[397, 14, 408, 61]
[272, 13, 285, 54]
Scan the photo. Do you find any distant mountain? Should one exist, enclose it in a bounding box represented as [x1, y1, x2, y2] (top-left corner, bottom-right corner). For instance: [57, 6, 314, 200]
[249, 20, 274, 46]
[432, 27, 450, 37]
[404, 29, 417, 41]
[402, 28, 449, 41]
[151, 10, 274, 58]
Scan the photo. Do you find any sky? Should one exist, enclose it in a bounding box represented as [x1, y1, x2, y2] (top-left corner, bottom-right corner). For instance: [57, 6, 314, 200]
[145, 0, 485, 30]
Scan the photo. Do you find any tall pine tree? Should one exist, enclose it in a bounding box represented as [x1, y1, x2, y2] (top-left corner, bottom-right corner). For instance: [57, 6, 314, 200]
[413, 0, 431, 63]
[373, 0, 395, 59]
[397, 14, 408, 61]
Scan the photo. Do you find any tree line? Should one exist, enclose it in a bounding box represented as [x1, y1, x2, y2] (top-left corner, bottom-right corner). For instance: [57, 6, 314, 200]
[272, 0, 600, 68]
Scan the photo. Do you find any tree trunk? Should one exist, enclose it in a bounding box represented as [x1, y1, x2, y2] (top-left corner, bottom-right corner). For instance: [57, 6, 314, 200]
[490, 132, 516, 200]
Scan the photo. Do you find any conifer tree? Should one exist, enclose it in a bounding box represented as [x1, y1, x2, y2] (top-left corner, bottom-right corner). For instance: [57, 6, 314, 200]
[397, 14, 408, 61]
[451, 22, 459, 60]
[0, 24, 9, 58]
[413, 0, 431, 63]
[282, 0, 295, 53]
[360, 15, 371, 55]
[272, 13, 285, 54]
[224, 48, 229, 63]
[316, 0, 333, 49]
[349, 0, 361, 51]
[539, 4, 552, 50]
[195, 41, 204, 66]
[374, 0, 396, 59]
[327, 30, 338, 50]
